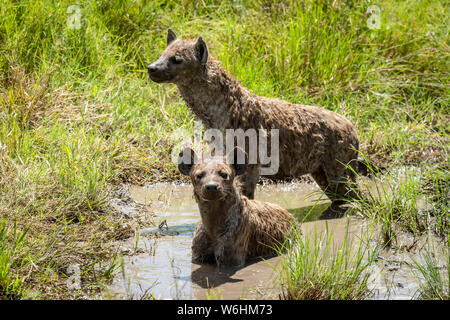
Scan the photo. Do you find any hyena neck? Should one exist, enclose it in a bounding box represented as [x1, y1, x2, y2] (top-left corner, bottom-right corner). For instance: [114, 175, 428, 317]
[195, 186, 243, 239]
[176, 58, 253, 130]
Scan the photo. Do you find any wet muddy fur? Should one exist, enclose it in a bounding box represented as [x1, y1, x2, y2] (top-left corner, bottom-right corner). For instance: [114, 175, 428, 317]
[178, 148, 295, 266]
[148, 29, 360, 201]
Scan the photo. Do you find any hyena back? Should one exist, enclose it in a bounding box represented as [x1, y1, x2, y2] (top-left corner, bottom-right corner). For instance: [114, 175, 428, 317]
[148, 29, 360, 201]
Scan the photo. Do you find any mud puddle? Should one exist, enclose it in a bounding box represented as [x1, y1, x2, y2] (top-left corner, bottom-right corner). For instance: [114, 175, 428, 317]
[104, 181, 333, 299]
[103, 181, 443, 300]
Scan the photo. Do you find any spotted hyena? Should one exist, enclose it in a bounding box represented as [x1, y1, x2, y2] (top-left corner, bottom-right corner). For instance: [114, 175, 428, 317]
[149, 29, 360, 202]
[178, 147, 295, 266]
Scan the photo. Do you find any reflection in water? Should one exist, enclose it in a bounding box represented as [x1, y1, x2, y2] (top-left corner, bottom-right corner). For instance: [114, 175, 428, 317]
[289, 202, 330, 222]
[190, 256, 282, 299]
[104, 181, 431, 300]
[106, 181, 333, 299]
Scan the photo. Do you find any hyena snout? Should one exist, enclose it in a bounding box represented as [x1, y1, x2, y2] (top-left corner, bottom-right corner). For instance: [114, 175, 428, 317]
[204, 182, 220, 191]
[147, 63, 157, 73]
[147, 59, 171, 83]
[199, 179, 225, 200]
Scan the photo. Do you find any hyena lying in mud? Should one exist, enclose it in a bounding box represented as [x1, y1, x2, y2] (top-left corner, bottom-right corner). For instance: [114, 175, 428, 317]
[148, 29, 360, 201]
[178, 147, 295, 267]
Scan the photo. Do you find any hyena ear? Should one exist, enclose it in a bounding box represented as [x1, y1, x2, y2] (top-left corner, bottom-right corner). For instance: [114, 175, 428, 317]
[227, 147, 248, 176]
[167, 28, 178, 46]
[195, 36, 208, 66]
[178, 147, 198, 176]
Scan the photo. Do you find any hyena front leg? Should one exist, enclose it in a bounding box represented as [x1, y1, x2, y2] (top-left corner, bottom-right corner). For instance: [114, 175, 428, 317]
[235, 164, 260, 199]
[191, 223, 215, 264]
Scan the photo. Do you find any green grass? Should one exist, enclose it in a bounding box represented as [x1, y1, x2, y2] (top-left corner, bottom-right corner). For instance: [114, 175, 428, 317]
[276, 220, 379, 300]
[0, 221, 29, 299]
[351, 163, 449, 247]
[0, 0, 448, 299]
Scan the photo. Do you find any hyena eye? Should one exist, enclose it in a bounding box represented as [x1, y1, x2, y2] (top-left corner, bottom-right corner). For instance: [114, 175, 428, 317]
[219, 172, 228, 179]
[170, 56, 183, 64]
[196, 173, 204, 180]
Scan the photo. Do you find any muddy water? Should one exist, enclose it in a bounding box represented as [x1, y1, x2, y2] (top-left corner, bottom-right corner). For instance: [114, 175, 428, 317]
[104, 181, 435, 300]
[105, 182, 334, 299]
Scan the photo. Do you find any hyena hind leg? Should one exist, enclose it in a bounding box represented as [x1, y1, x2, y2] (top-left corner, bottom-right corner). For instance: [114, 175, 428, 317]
[311, 166, 356, 203]
[323, 165, 359, 203]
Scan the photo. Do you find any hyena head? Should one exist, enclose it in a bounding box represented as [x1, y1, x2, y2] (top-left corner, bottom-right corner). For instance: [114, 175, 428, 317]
[178, 147, 247, 201]
[147, 28, 208, 84]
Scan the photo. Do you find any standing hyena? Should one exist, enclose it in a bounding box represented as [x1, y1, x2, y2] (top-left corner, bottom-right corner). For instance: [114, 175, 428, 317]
[148, 29, 360, 201]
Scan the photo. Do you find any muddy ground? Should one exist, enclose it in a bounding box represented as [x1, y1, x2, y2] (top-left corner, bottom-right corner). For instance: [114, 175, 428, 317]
[101, 179, 446, 300]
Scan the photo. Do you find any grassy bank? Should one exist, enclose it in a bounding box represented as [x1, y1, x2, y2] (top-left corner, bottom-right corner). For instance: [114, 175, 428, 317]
[0, 0, 448, 299]
[276, 220, 379, 300]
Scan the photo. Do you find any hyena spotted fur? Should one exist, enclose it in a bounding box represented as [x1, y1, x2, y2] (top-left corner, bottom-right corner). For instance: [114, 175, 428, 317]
[148, 29, 360, 201]
[178, 147, 295, 267]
